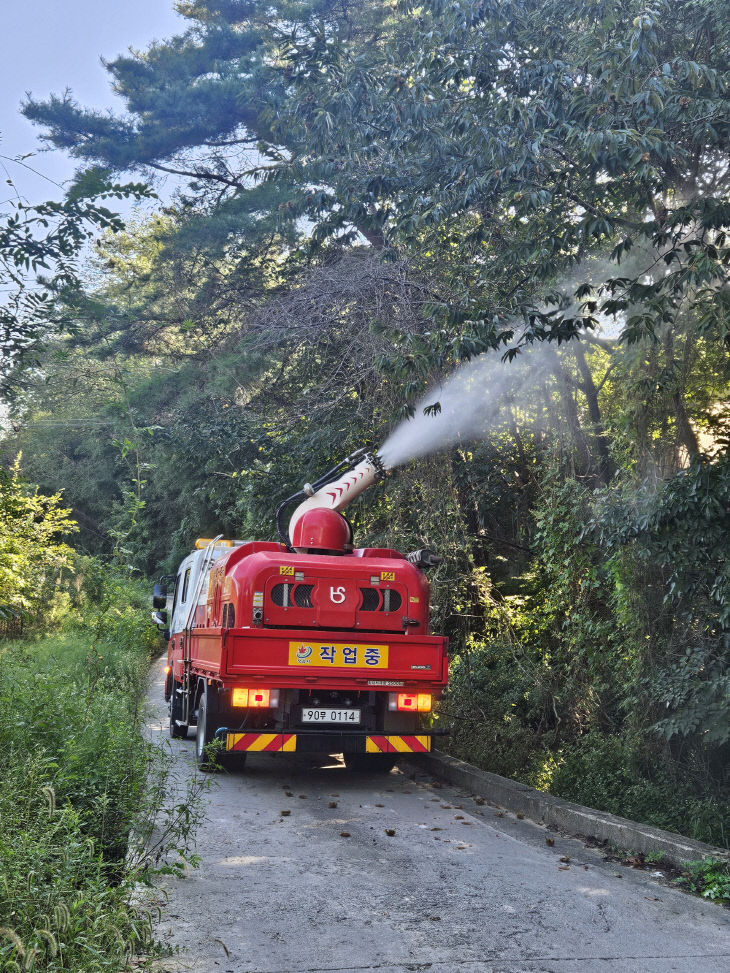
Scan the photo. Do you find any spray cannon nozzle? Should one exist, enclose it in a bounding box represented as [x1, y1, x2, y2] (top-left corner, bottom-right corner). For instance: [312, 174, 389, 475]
[364, 450, 387, 480]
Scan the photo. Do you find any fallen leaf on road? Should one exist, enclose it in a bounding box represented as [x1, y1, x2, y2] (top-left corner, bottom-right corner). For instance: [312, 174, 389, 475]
[495, 811, 504, 817]
[545, 838, 555, 846]
[558, 865, 570, 871]
[280, 810, 291, 816]
[559, 856, 570, 863]
[432, 781, 443, 788]
[431, 827, 442, 831]
[429, 916, 441, 921]
[340, 831, 351, 837]
[213, 939, 230, 957]
[441, 804, 452, 809]
[375, 803, 385, 807]
[285, 791, 293, 797]
[328, 801, 338, 808]
[516, 813, 525, 820]
[385, 829, 396, 836]
[474, 797, 485, 806]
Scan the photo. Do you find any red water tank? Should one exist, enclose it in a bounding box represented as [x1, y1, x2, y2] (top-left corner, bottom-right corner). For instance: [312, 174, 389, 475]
[291, 508, 350, 552]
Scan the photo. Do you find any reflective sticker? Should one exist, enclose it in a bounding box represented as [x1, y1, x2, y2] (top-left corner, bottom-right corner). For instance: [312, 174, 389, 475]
[380, 571, 395, 581]
[409, 596, 420, 603]
[280, 565, 295, 576]
[227, 733, 296, 753]
[366, 735, 431, 754]
[252, 591, 264, 607]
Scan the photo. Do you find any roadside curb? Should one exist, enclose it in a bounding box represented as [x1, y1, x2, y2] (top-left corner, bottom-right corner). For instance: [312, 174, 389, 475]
[409, 749, 730, 869]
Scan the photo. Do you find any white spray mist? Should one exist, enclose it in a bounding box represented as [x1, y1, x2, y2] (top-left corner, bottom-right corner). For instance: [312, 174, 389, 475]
[377, 233, 673, 470]
[378, 344, 557, 470]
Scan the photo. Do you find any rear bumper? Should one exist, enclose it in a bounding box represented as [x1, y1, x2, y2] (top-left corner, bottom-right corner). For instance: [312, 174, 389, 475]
[224, 730, 446, 754]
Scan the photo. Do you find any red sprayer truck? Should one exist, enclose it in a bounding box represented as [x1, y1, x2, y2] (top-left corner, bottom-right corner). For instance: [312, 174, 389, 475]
[151, 449, 448, 770]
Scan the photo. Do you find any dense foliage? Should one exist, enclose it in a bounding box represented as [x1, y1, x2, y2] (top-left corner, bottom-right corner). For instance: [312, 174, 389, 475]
[2, 0, 730, 848]
[0, 461, 76, 624]
[0, 567, 201, 972]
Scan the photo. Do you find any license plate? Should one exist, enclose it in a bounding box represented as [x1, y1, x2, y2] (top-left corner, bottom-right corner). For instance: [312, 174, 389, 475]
[302, 708, 361, 724]
[289, 641, 389, 668]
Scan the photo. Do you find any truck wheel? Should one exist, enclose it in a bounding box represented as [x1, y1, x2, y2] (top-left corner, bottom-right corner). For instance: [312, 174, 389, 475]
[169, 683, 188, 739]
[195, 684, 220, 769]
[344, 754, 396, 774]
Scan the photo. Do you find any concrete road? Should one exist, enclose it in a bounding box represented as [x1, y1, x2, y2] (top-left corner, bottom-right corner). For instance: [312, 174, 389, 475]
[145, 661, 730, 973]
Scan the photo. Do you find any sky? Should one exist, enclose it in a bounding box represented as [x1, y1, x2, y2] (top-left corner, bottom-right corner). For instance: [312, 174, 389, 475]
[0, 0, 185, 203]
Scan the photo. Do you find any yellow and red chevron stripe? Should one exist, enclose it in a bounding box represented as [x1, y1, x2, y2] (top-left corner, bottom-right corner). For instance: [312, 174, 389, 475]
[365, 735, 431, 754]
[226, 732, 296, 753]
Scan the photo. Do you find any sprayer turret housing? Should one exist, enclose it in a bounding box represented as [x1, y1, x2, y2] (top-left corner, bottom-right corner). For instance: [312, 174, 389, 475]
[276, 449, 386, 552]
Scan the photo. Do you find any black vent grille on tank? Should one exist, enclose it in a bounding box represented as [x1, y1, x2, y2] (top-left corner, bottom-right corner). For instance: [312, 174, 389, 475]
[271, 583, 288, 606]
[271, 583, 314, 608]
[293, 584, 314, 608]
[359, 587, 380, 611]
[359, 588, 403, 612]
[380, 589, 402, 613]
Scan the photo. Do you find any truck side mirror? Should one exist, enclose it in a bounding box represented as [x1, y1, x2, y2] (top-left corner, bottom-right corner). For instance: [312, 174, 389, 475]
[152, 583, 167, 609]
[151, 610, 169, 636]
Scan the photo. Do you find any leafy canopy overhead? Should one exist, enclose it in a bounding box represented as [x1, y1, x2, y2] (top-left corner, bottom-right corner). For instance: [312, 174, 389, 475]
[23, 0, 730, 355]
[0, 163, 152, 395]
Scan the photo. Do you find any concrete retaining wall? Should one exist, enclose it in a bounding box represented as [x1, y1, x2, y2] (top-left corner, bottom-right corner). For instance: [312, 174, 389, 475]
[410, 749, 730, 869]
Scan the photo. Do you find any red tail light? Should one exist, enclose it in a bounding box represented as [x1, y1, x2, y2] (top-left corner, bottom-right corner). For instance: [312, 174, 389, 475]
[231, 688, 280, 708]
[389, 692, 432, 713]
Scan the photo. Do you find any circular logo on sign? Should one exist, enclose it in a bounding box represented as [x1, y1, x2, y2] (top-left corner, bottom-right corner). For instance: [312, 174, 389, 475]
[296, 645, 313, 663]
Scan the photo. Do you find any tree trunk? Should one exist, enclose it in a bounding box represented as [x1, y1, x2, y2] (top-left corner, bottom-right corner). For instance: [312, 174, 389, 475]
[663, 327, 700, 462]
[544, 347, 592, 475]
[573, 340, 612, 484]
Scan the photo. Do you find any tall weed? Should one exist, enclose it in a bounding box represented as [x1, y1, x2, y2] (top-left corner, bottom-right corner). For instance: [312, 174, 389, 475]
[0, 567, 201, 971]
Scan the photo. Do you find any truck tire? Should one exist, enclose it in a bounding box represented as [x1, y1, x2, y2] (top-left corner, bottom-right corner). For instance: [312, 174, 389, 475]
[344, 753, 396, 774]
[195, 683, 220, 769]
[169, 683, 188, 739]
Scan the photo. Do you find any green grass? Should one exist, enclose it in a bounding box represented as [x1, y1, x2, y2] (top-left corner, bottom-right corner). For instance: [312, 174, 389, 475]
[0, 570, 200, 972]
[675, 858, 730, 902]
